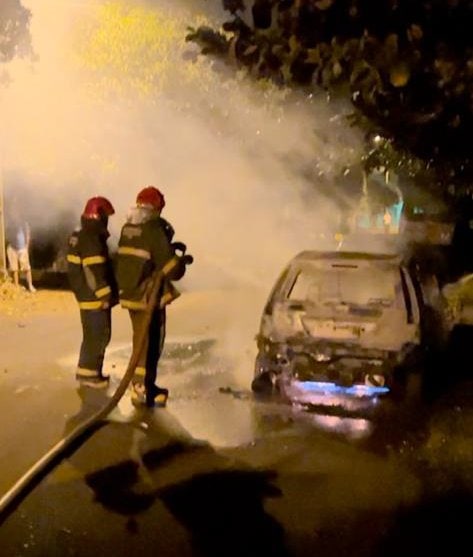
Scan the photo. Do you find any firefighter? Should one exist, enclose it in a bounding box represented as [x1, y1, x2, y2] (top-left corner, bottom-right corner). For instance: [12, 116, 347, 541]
[116, 186, 192, 408]
[67, 196, 117, 388]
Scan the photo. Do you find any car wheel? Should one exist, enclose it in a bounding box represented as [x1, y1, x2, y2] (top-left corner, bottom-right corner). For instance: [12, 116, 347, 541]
[390, 366, 422, 402]
[251, 371, 277, 395]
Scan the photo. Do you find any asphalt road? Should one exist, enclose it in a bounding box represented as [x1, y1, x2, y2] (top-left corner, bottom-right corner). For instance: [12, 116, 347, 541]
[0, 290, 471, 557]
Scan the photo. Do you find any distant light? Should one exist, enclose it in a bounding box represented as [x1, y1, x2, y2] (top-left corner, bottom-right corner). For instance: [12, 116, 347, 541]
[373, 134, 383, 145]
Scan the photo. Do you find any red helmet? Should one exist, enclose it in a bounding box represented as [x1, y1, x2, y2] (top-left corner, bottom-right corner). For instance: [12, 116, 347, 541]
[136, 186, 165, 211]
[82, 196, 115, 219]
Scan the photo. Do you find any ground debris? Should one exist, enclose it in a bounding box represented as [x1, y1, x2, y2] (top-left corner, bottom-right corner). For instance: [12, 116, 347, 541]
[219, 386, 252, 399]
[0, 277, 75, 317]
[0, 278, 26, 302]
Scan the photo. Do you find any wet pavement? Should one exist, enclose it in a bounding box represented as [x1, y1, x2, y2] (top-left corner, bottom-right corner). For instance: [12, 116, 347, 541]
[0, 325, 471, 557]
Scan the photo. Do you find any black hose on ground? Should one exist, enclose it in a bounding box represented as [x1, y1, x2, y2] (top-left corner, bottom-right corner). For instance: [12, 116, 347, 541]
[0, 270, 165, 523]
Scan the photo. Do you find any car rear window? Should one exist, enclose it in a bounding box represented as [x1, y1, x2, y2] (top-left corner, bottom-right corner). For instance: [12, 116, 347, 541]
[288, 263, 397, 306]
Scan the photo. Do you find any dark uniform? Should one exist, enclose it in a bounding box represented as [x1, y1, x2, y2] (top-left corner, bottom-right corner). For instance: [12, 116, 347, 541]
[67, 217, 117, 387]
[115, 207, 188, 407]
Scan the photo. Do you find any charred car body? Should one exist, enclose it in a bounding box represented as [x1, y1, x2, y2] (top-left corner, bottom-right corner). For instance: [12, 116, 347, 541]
[252, 251, 446, 401]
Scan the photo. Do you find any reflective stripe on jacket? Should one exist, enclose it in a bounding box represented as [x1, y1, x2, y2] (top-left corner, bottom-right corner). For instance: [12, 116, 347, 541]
[67, 219, 117, 310]
[116, 210, 186, 310]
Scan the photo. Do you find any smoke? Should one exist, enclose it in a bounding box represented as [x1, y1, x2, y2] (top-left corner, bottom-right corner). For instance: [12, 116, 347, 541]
[1, 0, 363, 286]
[0, 0, 369, 390]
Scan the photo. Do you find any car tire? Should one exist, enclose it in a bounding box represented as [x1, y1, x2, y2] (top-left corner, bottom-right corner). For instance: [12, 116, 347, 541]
[390, 365, 422, 402]
[251, 371, 277, 395]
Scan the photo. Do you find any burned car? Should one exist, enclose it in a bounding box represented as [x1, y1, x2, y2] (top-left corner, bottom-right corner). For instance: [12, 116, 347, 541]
[252, 251, 444, 401]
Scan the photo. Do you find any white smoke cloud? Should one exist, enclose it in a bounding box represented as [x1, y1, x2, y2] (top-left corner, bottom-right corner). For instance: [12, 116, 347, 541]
[1, 0, 364, 292]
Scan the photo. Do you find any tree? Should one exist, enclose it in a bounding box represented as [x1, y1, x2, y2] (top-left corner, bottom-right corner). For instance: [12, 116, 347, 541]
[0, 0, 32, 64]
[186, 0, 473, 192]
[76, 2, 185, 97]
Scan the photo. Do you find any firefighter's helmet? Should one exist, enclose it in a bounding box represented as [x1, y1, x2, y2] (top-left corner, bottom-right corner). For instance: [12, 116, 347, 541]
[82, 196, 115, 220]
[136, 186, 165, 211]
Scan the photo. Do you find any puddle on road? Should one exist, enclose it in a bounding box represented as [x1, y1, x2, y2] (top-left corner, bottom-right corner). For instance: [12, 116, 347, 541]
[60, 336, 410, 449]
[107, 337, 352, 448]
[106, 337, 261, 448]
[110, 337, 217, 371]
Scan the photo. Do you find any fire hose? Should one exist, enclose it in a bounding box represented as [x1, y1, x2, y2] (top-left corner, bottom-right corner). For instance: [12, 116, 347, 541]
[0, 268, 167, 523]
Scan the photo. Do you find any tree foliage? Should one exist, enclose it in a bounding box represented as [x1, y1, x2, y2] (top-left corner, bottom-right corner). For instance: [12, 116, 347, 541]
[187, 0, 473, 189]
[74, 2, 313, 159]
[76, 1, 215, 99]
[77, 1, 183, 96]
[0, 0, 32, 63]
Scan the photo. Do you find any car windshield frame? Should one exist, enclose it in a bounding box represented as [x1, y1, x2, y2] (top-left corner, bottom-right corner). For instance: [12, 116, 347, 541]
[286, 259, 399, 309]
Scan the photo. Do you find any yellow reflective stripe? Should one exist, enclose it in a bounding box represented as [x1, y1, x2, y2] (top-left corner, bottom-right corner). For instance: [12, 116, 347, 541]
[68, 254, 108, 266]
[95, 285, 111, 298]
[134, 366, 146, 377]
[161, 292, 174, 305]
[117, 246, 151, 259]
[67, 254, 81, 264]
[76, 367, 99, 378]
[78, 300, 103, 310]
[82, 255, 106, 266]
[120, 299, 147, 310]
[162, 256, 179, 276]
[160, 290, 180, 308]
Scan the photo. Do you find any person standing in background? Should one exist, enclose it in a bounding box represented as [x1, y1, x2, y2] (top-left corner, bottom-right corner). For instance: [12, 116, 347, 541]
[5, 201, 36, 292]
[67, 196, 117, 389]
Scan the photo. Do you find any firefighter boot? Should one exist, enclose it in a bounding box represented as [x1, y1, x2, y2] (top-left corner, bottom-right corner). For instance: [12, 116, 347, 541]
[76, 368, 110, 389]
[130, 382, 147, 407]
[146, 385, 169, 408]
[80, 376, 110, 389]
